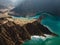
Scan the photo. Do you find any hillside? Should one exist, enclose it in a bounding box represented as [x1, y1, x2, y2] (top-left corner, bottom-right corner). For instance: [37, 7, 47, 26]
[0, 16, 58, 45]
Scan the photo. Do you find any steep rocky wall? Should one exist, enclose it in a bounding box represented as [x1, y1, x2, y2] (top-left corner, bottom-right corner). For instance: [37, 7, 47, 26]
[0, 19, 31, 45]
[0, 17, 58, 45]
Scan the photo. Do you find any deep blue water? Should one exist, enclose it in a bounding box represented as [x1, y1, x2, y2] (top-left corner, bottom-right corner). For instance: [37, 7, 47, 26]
[13, 13, 60, 45]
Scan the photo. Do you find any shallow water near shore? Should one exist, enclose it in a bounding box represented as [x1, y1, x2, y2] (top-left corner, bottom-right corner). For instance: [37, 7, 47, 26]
[22, 36, 60, 45]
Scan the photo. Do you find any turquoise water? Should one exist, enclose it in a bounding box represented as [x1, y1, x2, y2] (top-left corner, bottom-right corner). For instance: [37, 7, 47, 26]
[23, 36, 44, 45]
[22, 37, 60, 45]
[13, 13, 60, 45]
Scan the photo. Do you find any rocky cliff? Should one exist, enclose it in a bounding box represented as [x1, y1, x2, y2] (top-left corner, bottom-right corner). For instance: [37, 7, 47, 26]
[0, 16, 58, 45]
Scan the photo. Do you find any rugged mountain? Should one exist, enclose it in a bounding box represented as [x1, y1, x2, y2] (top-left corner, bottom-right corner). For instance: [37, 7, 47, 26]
[0, 16, 58, 45]
[0, 17, 31, 45]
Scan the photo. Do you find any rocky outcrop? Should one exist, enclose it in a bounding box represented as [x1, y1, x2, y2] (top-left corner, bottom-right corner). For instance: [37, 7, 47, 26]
[0, 16, 58, 45]
[0, 18, 31, 45]
[23, 21, 58, 37]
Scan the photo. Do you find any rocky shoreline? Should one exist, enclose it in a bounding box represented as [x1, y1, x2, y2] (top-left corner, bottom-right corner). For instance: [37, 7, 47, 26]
[0, 16, 58, 45]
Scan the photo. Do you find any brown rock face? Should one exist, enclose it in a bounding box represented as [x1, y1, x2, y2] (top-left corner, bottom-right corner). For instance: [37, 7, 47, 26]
[0, 20, 31, 45]
[23, 21, 58, 37]
[0, 16, 58, 45]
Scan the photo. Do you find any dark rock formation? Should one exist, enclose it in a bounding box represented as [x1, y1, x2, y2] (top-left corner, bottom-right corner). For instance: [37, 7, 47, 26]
[23, 16, 58, 37]
[23, 21, 58, 37]
[0, 16, 58, 45]
[0, 20, 31, 45]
